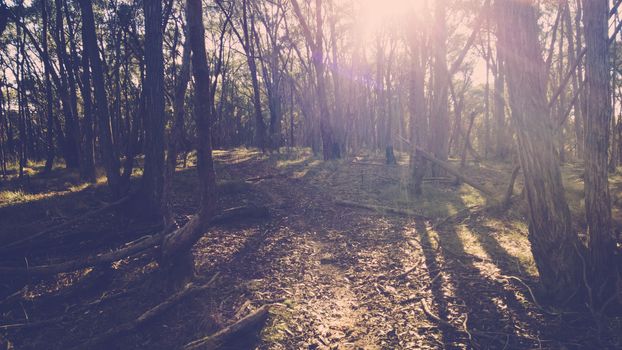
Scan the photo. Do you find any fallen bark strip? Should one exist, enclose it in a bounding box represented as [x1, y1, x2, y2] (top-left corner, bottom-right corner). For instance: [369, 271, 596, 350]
[71, 273, 220, 350]
[0, 195, 132, 252]
[184, 305, 270, 350]
[334, 199, 428, 219]
[0, 206, 269, 276]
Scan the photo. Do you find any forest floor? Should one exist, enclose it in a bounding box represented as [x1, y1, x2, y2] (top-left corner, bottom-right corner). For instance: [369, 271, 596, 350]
[1, 148, 621, 349]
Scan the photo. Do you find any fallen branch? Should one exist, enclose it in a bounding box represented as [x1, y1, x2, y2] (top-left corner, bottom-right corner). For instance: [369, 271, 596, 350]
[335, 199, 428, 219]
[184, 304, 271, 350]
[0, 206, 269, 276]
[71, 273, 220, 350]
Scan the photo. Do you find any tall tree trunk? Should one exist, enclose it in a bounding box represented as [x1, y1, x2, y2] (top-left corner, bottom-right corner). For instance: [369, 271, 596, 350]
[54, 0, 81, 169]
[158, 0, 220, 275]
[78, 0, 121, 197]
[165, 35, 191, 227]
[186, 0, 217, 223]
[291, 0, 339, 160]
[142, 0, 167, 219]
[241, 0, 267, 151]
[583, 0, 616, 301]
[409, 35, 428, 196]
[79, 32, 96, 182]
[42, 0, 55, 172]
[430, 0, 450, 167]
[496, 0, 582, 302]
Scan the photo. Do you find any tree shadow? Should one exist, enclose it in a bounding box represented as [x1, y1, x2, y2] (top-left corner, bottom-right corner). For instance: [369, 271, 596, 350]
[414, 203, 544, 348]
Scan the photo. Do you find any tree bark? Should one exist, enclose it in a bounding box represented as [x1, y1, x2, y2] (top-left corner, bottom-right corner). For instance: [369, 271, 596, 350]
[186, 0, 217, 223]
[142, 0, 167, 219]
[42, 0, 54, 173]
[583, 0, 616, 300]
[496, 0, 582, 302]
[78, 0, 121, 197]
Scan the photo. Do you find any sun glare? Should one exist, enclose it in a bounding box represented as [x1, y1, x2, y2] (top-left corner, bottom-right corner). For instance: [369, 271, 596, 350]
[356, 0, 427, 41]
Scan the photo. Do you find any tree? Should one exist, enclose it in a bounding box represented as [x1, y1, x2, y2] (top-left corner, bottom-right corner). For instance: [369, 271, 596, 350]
[291, 0, 340, 160]
[78, 0, 122, 197]
[583, 0, 617, 301]
[142, 0, 167, 219]
[496, 0, 583, 301]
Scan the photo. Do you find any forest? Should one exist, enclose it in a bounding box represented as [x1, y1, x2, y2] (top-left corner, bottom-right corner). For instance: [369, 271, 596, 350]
[0, 0, 621, 348]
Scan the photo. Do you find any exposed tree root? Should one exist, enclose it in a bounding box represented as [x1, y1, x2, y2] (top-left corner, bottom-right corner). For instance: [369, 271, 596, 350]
[184, 304, 271, 350]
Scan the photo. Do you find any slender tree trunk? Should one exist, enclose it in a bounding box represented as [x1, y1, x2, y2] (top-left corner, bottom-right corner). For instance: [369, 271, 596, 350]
[241, 0, 267, 151]
[186, 0, 217, 223]
[79, 30, 96, 182]
[430, 0, 450, 166]
[165, 35, 191, 227]
[42, 0, 55, 172]
[409, 37, 428, 196]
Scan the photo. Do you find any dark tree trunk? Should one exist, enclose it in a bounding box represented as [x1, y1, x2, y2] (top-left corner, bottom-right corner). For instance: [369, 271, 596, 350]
[186, 0, 217, 223]
[496, 0, 583, 302]
[79, 0, 121, 197]
[54, 0, 81, 169]
[165, 35, 191, 228]
[79, 30, 96, 182]
[42, 0, 55, 173]
[142, 0, 167, 219]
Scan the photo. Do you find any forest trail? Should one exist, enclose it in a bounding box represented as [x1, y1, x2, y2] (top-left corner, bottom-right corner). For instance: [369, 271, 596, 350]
[213, 150, 551, 349]
[0, 149, 614, 349]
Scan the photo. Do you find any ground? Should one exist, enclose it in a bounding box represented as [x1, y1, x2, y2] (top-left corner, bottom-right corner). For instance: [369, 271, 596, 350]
[0, 148, 621, 349]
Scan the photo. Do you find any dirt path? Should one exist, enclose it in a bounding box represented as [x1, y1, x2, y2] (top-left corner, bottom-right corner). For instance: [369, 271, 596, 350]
[221, 159, 540, 349]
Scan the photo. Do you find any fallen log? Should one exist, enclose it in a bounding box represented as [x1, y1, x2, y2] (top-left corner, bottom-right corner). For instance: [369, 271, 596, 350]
[71, 273, 220, 350]
[184, 304, 271, 350]
[0, 205, 269, 276]
[161, 205, 269, 260]
[335, 199, 428, 219]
